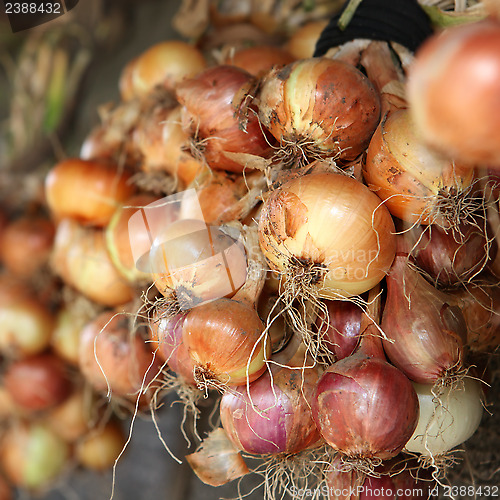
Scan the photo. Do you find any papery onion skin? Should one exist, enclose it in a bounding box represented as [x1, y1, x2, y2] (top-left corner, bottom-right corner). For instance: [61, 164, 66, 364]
[405, 378, 484, 456]
[381, 253, 466, 384]
[225, 45, 295, 77]
[363, 109, 474, 226]
[312, 356, 419, 461]
[176, 65, 273, 172]
[256, 58, 380, 162]
[220, 357, 321, 455]
[407, 19, 500, 166]
[45, 158, 135, 227]
[182, 298, 269, 386]
[258, 173, 396, 298]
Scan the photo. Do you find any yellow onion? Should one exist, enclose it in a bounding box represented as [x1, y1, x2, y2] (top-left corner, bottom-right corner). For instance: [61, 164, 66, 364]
[182, 297, 270, 388]
[51, 219, 134, 307]
[364, 109, 475, 227]
[286, 20, 328, 60]
[224, 45, 295, 77]
[258, 172, 396, 299]
[255, 57, 380, 164]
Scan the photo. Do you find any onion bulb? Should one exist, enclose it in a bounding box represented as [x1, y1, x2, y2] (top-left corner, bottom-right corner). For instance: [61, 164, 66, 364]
[286, 20, 328, 60]
[176, 65, 273, 172]
[45, 158, 135, 227]
[182, 297, 270, 388]
[255, 58, 380, 164]
[405, 378, 484, 456]
[407, 19, 500, 166]
[258, 172, 396, 299]
[364, 109, 475, 227]
[224, 45, 295, 76]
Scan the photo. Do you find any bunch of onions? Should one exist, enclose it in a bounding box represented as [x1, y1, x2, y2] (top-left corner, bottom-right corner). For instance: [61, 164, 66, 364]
[51, 219, 134, 307]
[149, 219, 247, 309]
[405, 378, 484, 457]
[312, 287, 419, 465]
[3, 353, 72, 413]
[449, 281, 500, 353]
[407, 18, 500, 167]
[133, 103, 206, 188]
[220, 334, 321, 456]
[363, 109, 475, 227]
[405, 221, 490, 287]
[122, 40, 207, 99]
[45, 158, 135, 227]
[0, 275, 54, 357]
[0, 214, 55, 279]
[258, 172, 396, 299]
[381, 248, 468, 386]
[176, 65, 274, 172]
[79, 311, 159, 400]
[223, 45, 295, 76]
[255, 57, 380, 164]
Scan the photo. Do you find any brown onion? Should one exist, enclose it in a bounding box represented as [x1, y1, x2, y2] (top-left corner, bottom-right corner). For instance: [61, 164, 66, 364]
[258, 172, 396, 299]
[224, 45, 295, 76]
[45, 158, 135, 227]
[182, 297, 270, 388]
[381, 251, 467, 384]
[255, 57, 380, 164]
[76, 420, 126, 471]
[364, 108, 475, 227]
[79, 311, 158, 399]
[0, 215, 55, 278]
[176, 65, 273, 172]
[129, 40, 206, 98]
[407, 19, 500, 166]
[286, 20, 328, 60]
[51, 219, 134, 307]
[4, 353, 72, 412]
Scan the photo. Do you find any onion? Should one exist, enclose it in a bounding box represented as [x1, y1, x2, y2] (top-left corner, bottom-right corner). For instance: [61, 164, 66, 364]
[363, 109, 475, 227]
[76, 420, 126, 471]
[0, 215, 55, 278]
[149, 308, 196, 385]
[0, 275, 54, 357]
[0, 421, 69, 491]
[3, 353, 72, 412]
[51, 218, 135, 307]
[0, 474, 11, 500]
[133, 104, 205, 188]
[79, 310, 158, 399]
[45, 158, 135, 227]
[182, 297, 270, 388]
[224, 45, 295, 76]
[258, 172, 396, 299]
[150, 219, 247, 309]
[255, 58, 380, 164]
[449, 281, 500, 353]
[312, 290, 419, 464]
[286, 20, 328, 60]
[220, 335, 321, 455]
[129, 40, 206, 98]
[45, 388, 95, 442]
[406, 222, 490, 286]
[118, 56, 138, 101]
[176, 65, 273, 172]
[51, 306, 86, 365]
[407, 19, 500, 166]
[316, 299, 363, 361]
[381, 251, 467, 385]
[405, 378, 484, 457]
[105, 193, 160, 285]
